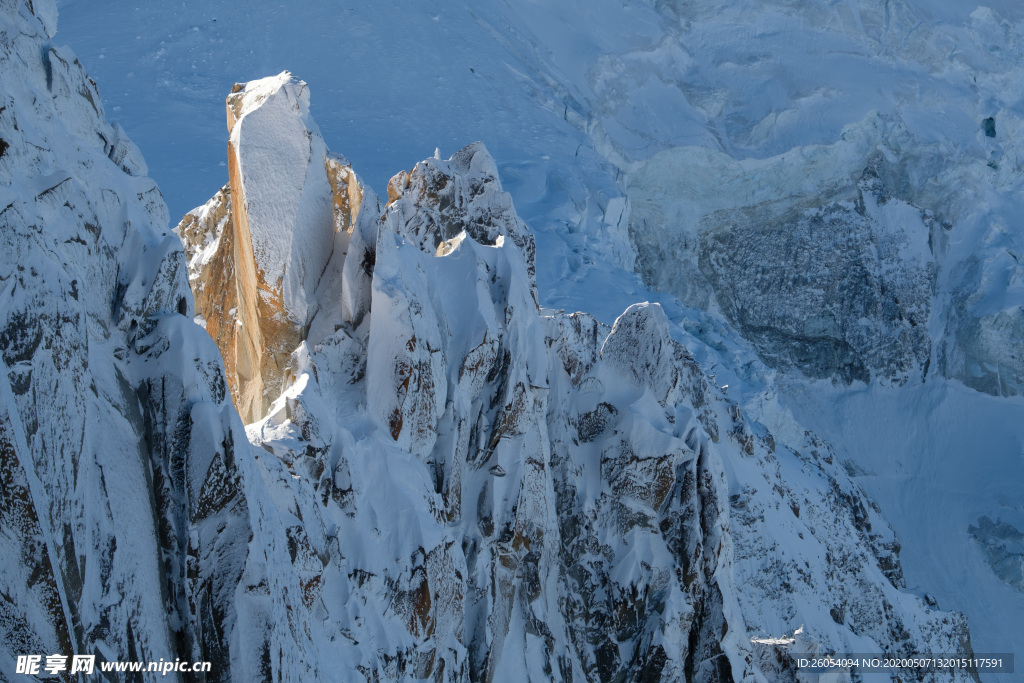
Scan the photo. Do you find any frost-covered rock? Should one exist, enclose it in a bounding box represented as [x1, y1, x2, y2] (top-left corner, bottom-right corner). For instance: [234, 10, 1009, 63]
[969, 517, 1024, 593]
[943, 272, 1024, 397]
[699, 155, 936, 386]
[630, 117, 943, 387]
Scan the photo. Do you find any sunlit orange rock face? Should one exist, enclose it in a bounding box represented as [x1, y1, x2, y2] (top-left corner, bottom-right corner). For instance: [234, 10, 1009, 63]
[178, 73, 364, 423]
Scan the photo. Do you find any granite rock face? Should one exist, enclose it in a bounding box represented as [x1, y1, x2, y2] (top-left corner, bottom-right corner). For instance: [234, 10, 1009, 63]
[178, 74, 356, 423]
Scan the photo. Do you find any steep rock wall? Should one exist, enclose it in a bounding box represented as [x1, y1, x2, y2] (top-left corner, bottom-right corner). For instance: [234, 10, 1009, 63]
[178, 73, 363, 423]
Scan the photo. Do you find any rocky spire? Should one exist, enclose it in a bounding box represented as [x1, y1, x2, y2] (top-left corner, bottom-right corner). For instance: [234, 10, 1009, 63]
[178, 72, 368, 423]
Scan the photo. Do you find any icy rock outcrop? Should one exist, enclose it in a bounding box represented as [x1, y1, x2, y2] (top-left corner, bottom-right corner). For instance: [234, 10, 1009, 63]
[698, 158, 936, 385]
[176, 76, 976, 681]
[943, 263, 1024, 397]
[630, 122, 939, 387]
[969, 517, 1024, 593]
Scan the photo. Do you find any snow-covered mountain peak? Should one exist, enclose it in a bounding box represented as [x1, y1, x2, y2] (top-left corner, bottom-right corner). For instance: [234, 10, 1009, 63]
[14, 0, 1024, 674]
[225, 71, 310, 133]
[3, 0, 1012, 667]
[171, 75, 979, 680]
[225, 69, 333, 325]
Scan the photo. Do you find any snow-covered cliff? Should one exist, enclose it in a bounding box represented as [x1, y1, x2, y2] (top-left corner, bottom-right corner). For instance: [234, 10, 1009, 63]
[0, 0, 253, 674]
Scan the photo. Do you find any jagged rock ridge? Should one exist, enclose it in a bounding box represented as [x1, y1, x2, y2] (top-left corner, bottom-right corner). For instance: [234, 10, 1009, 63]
[174, 73, 975, 681]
